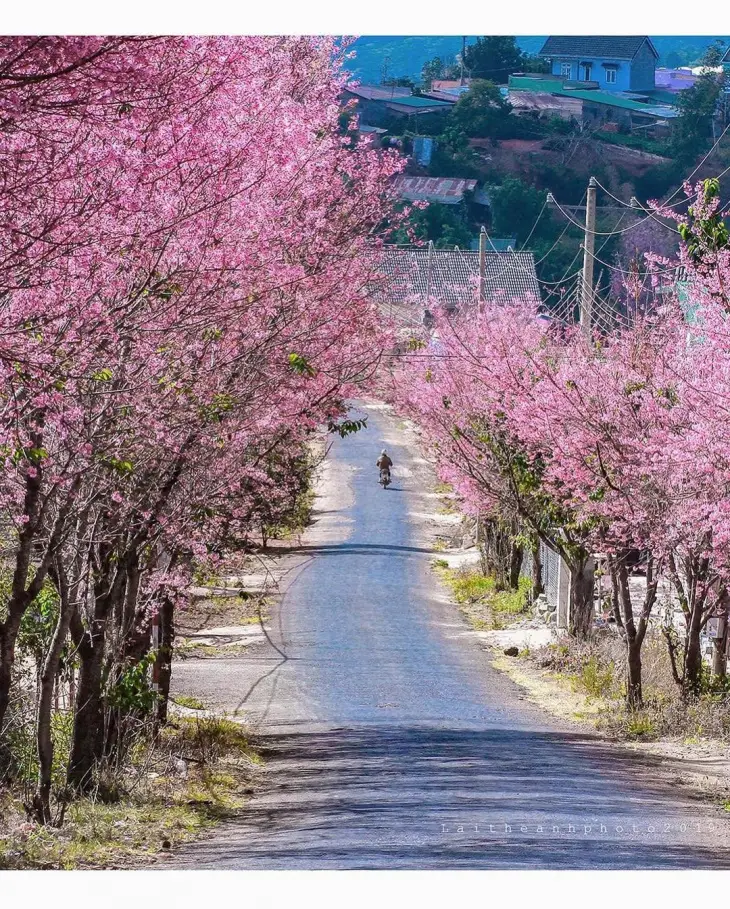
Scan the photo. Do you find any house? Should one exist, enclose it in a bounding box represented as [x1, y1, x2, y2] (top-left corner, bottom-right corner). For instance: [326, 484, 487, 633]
[390, 176, 477, 205]
[424, 79, 470, 102]
[343, 84, 452, 127]
[374, 247, 541, 312]
[655, 67, 699, 93]
[539, 36, 659, 92]
[382, 95, 454, 117]
[508, 73, 678, 130]
[430, 79, 471, 94]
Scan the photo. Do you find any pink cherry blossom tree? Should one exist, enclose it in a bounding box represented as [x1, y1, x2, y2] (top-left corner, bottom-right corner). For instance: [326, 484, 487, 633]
[0, 36, 405, 815]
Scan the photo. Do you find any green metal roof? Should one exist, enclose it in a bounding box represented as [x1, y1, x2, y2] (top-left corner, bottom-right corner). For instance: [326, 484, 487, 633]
[387, 95, 452, 109]
[632, 88, 679, 106]
[508, 75, 678, 116]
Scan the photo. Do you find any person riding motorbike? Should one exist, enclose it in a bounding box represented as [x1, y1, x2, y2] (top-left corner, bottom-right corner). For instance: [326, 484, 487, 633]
[376, 449, 393, 484]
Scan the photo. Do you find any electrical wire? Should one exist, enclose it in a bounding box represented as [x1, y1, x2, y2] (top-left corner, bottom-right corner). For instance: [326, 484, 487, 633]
[550, 195, 659, 235]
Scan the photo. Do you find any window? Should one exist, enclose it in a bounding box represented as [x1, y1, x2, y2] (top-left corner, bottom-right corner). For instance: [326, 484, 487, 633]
[560, 62, 572, 79]
[579, 62, 592, 82]
[605, 67, 617, 85]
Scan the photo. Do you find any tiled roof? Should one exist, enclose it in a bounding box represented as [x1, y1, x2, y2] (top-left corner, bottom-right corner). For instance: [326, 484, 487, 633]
[391, 176, 477, 205]
[539, 36, 658, 60]
[374, 247, 541, 310]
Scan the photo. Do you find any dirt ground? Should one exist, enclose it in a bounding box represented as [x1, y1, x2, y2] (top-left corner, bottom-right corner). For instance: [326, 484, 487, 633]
[486, 651, 730, 808]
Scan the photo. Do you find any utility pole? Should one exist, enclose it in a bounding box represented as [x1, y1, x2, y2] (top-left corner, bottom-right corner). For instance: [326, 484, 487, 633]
[580, 176, 597, 338]
[426, 239, 434, 309]
[460, 36, 466, 86]
[478, 226, 487, 310]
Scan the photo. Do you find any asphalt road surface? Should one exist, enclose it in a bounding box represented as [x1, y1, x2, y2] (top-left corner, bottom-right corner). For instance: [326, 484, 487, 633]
[170, 403, 730, 869]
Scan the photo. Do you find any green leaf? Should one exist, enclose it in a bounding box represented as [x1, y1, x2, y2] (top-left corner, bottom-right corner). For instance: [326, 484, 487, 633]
[288, 353, 316, 377]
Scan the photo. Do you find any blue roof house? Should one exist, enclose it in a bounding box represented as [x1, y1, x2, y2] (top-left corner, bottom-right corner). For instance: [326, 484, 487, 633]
[539, 36, 659, 92]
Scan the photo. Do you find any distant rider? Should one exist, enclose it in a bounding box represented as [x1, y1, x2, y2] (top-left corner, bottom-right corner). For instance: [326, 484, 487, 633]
[376, 449, 393, 480]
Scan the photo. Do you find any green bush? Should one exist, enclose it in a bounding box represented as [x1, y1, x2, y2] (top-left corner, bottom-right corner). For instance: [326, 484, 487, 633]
[578, 655, 616, 700]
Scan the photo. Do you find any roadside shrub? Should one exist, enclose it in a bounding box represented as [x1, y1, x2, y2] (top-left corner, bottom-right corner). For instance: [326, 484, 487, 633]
[578, 656, 616, 700]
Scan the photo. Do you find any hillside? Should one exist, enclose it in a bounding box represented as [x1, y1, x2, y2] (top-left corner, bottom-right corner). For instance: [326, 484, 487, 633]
[348, 36, 729, 84]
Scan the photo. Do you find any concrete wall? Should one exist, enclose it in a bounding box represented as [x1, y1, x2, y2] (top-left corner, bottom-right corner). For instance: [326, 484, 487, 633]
[629, 42, 657, 91]
[550, 57, 631, 91]
[550, 44, 656, 92]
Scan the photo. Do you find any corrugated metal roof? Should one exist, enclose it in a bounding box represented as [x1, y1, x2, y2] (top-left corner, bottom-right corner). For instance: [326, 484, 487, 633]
[421, 90, 460, 103]
[539, 36, 658, 60]
[508, 75, 678, 117]
[344, 84, 412, 101]
[385, 95, 453, 109]
[391, 176, 477, 205]
[432, 79, 470, 91]
[374, 248, 541, 309]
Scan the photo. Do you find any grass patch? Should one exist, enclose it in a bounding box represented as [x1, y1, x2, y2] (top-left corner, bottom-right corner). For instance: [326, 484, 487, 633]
[438, 499, 459, 515]
[594, 130, 669, 156]
[173, 641, 251, 660]
[0, 715, 262, 870]
[624, 713, 658, 740]
[436, 565, 529, 630]
[172, 695, 207, 711]
[571, 655, 616, 701]
[525, 636, 730, 743]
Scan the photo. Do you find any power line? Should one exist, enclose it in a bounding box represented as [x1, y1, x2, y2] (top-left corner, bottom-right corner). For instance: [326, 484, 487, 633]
[581, 245, 681, 278]
[549, 194, 661, 236]
[664, 120, 730, 204]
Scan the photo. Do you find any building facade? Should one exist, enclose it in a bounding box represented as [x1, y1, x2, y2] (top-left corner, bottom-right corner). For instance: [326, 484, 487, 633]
[539, 36, 659, 92]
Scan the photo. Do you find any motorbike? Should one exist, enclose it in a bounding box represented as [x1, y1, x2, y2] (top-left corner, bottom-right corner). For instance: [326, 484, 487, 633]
[379, 467, 391, 489]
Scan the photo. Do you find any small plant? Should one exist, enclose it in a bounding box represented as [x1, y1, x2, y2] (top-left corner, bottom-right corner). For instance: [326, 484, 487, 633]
[577, 656, 616, 700]
[432, 558, 449, 570]
[172, 696, 207, 711]
[106, 654, 157, 714]
[624, 713, 657, 740]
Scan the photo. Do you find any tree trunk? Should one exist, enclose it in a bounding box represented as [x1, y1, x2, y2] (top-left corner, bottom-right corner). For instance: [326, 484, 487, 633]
[481, 518, 518, 591]
[34, 625, 68, 822]
[0, 625, 16, 773]
[0, 625, 15, 742]
[67, 628, 105, 791]
[569, 558, 595, 639]
[627, 639, 643, 711]
[684, 604, 704, 697]
[33, 560, 81, 822]
[156, 596, 175, 727]
[712, 634, 727, 679]
[508, 542, 523, 592]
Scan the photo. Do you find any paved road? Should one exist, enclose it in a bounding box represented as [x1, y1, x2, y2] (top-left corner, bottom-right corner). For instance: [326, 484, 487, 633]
[171, 403, 730, 869]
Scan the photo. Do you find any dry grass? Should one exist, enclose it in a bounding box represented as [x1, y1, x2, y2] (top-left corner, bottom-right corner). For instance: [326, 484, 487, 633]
[0, 714, 262, 869]
[527, 632, 730, 742]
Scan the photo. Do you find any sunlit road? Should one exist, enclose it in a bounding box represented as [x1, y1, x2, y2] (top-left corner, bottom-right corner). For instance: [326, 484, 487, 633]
[170, 404, 730, 869]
